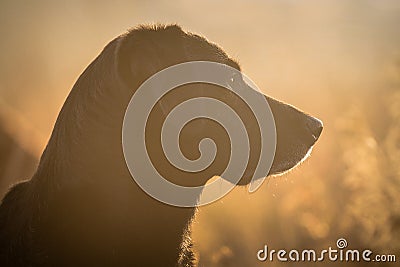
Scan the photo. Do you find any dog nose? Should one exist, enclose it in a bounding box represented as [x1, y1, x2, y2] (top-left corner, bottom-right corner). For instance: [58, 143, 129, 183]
[307, 116, 323, 141]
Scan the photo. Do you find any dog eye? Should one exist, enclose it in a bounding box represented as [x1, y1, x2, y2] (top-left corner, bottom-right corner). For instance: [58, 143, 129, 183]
[229, 73, 241, 85]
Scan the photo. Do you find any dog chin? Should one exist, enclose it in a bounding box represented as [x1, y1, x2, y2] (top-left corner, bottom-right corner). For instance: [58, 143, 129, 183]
[268, 146, 314, 177]
[233, 145, 315, 187]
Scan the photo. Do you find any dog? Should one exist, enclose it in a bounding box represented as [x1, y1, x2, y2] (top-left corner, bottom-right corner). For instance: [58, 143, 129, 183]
[0, 24, 322, 267]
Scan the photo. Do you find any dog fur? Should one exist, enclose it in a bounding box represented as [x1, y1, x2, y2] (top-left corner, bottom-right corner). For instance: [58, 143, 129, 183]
[0, 24, 322, 267]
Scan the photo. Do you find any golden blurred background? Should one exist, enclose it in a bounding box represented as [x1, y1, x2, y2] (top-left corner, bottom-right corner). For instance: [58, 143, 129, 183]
[0, 0, 399, 266]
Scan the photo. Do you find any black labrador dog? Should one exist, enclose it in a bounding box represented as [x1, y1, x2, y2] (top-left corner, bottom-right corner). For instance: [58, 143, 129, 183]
[0, 24, 322, 267]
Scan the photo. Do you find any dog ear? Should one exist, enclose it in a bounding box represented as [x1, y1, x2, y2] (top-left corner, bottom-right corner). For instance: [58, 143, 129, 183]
[115, 34, 162, 92]
[114, 25, 187, 93]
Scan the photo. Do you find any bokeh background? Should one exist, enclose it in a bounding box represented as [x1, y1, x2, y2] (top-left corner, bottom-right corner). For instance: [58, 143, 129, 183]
[0, 0, 399, 266]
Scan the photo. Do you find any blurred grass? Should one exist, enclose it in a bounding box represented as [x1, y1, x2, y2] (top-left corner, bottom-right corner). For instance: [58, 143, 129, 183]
[193, 84, 400, 267]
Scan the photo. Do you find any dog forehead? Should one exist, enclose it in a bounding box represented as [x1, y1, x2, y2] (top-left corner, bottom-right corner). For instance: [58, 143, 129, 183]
[182, 32, 241, 70]
[122, 24, 241, 71]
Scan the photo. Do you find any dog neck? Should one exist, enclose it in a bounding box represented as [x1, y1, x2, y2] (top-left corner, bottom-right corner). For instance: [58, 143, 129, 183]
[28, 39, 200, 266]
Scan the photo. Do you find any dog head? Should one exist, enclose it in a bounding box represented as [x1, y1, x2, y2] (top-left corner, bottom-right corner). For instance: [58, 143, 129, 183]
[41, 24, 322, 196]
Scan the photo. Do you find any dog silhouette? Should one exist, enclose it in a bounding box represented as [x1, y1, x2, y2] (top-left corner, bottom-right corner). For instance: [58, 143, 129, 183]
[0, 24, 322, 267]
